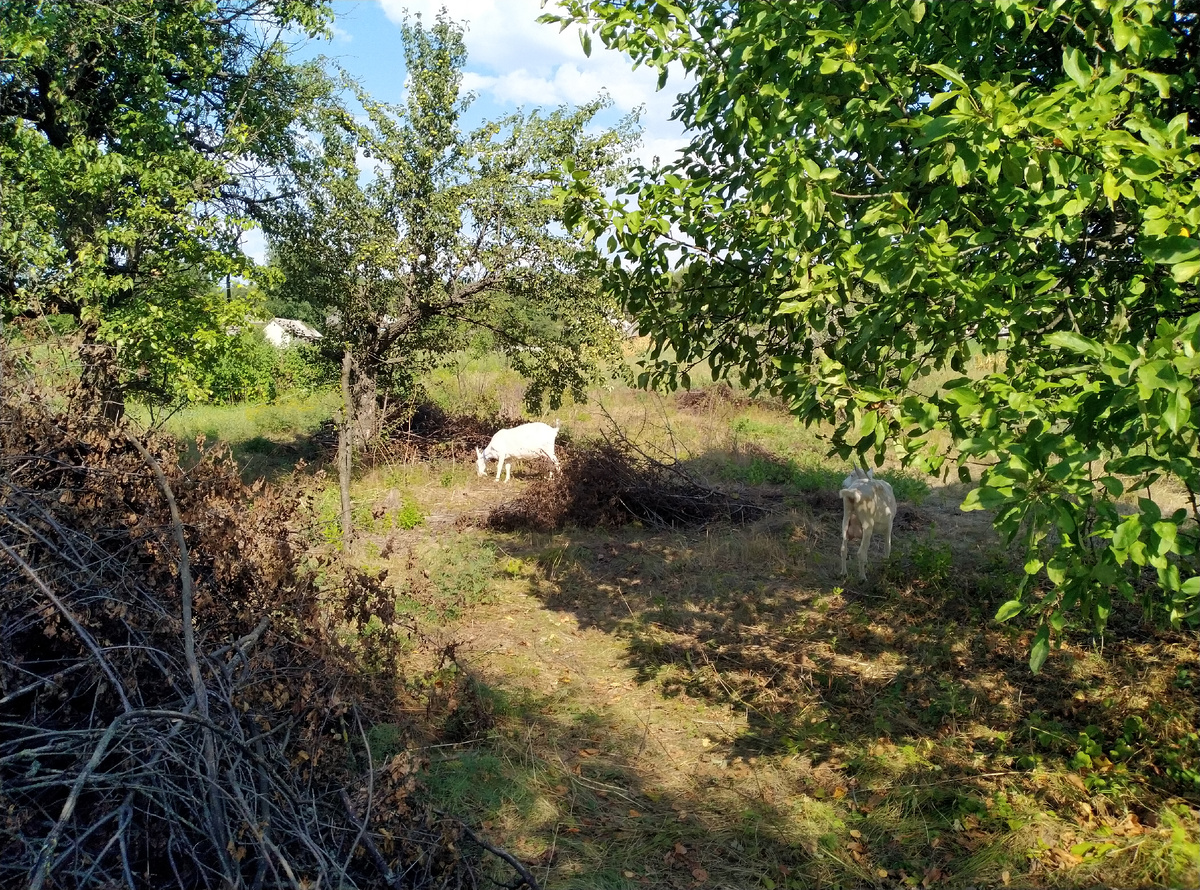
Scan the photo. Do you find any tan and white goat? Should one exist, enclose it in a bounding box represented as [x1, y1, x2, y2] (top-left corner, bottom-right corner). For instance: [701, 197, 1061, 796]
[839, 466, 897, 580]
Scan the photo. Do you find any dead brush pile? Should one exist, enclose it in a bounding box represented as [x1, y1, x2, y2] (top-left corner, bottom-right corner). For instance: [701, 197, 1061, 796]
[488, 439, 764, 532]
[322, 401, 525, 467]
[0, 382, 537, 889]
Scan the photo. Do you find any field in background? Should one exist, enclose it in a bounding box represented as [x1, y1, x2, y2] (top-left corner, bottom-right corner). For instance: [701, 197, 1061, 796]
[125, 347, 1199, 888]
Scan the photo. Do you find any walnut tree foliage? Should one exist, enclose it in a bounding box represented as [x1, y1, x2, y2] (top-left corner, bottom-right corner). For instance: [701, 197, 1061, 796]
[264, 12, 638, 439]
[546, 0, 1200, 669]
[0, 0, 332, 409]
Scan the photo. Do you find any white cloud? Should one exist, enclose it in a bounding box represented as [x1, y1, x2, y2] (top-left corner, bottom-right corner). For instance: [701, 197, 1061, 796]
[375, 0, 688, 164]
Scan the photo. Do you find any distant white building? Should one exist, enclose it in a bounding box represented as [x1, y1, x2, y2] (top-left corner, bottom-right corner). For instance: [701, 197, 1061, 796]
[262, 317, 322, 348]
[607, 315, 640, 339]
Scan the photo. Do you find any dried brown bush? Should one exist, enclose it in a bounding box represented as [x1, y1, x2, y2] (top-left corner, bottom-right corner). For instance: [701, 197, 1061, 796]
[318, 400, 528, 468]
[674, 383, 749, 413]
[488, 439, 764, 532]
[0, 375, 539, 889]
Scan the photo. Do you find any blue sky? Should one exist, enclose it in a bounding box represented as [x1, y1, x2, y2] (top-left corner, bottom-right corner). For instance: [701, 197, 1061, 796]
[242, 0, 687, 262]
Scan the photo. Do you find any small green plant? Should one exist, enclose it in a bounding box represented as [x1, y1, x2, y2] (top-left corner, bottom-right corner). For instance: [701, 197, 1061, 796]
[396, 501, 424, 530]
[909, 539, 954, 589]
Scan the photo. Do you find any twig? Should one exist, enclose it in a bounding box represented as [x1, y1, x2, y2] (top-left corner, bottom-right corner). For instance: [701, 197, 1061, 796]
[28, 711, 137, 890]
[435, 811, 544, 890]
[339, 790, 402, 890]
[342, 710, 384, 885]
[0, 537, 133, 713]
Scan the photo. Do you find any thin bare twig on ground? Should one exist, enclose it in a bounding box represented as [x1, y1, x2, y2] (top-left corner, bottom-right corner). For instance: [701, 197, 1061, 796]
[0, 537, 133, 713]
[340, 790, 402, 890]
[435, 810, 544, 890]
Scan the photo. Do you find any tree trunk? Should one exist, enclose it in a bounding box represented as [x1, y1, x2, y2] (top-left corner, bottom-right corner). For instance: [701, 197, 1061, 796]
[339, 348, 354, 552]
[349, 352, 385, 447]
[78, 323, 125, 422]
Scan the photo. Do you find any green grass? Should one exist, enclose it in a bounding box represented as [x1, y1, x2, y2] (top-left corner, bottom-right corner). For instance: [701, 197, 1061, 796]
[130, 389, 339, 480]
[143, 389, 339, 443]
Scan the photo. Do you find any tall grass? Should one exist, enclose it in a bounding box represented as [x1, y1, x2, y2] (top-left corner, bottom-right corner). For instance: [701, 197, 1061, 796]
[132, 389, 339, 444]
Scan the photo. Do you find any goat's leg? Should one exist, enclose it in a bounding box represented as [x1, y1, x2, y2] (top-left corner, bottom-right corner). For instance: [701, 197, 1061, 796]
[495, 457, 504, 483]
[504, 461, 512, 482]
[883, 514, 893, 560]
[840, 510, 851, 576]
[857, 519, 874, 580]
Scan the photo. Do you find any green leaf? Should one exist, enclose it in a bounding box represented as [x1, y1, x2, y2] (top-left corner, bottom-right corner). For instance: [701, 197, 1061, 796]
[1142, 236, 1200, 265]
[1162, 389, 1190, 433]
[579, 29, 592, 57]
[1135, 69, 1170, 98]
[996, 600, 1024, 622]
[962, 486, 1010, 511]
[925, 63, 969, 92]
[1121, 155, 1160, 181]
[1062, 47, 1092, 89]
[1172, 259, 1200, 283]
[1112, 516, 1141, 558]
[1029, 625, 1050, 673]
[1045, 331, 1103, 359]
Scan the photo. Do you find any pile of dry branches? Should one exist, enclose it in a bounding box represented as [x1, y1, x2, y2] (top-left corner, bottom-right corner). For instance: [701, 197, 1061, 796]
[0, 379, 538, 889]
[488, 438, 764, 532]
[316, 400, 524, 468]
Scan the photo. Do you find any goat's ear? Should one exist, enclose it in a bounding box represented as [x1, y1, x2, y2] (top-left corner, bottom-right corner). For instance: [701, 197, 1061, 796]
[475, 447, 483, 458]
[839, 488, 862, 502]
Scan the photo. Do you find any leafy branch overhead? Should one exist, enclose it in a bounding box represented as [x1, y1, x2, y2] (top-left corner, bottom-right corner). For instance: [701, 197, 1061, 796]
[546, 0, 1200, 668]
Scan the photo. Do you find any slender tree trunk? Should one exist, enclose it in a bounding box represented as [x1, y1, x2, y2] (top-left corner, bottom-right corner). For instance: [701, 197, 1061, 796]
[339, 347, 354, 552]
[78, 322, 125, 422]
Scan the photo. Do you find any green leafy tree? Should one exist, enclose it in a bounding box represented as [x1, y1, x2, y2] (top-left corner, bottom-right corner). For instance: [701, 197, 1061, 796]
[266, 12, 637, 442]
[547, 0, 1199, 668]
[0, 0, 331, 416]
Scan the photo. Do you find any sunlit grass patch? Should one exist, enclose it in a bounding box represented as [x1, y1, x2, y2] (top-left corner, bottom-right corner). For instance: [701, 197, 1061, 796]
[146, 388, 339, 443]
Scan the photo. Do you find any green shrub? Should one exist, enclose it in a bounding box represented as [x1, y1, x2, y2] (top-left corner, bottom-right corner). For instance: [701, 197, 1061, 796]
[203, 329, 281, 404]
[277, 342, 337, 395]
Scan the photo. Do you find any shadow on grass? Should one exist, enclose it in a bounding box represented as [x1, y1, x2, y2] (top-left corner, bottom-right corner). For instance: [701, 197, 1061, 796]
[457, 479, 1198, 889]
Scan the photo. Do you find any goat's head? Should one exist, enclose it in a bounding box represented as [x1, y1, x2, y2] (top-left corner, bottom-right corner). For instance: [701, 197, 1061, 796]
[475, 447, 487, 477]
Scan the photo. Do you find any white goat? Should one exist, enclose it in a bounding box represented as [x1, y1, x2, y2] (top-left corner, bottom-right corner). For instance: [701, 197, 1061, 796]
[476, 421, 560, 483]
[839, 466, 897, 580]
